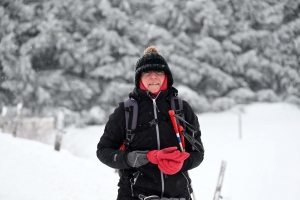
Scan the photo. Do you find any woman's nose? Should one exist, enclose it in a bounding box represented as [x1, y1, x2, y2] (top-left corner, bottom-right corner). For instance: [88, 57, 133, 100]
[150, 72, 157, 78]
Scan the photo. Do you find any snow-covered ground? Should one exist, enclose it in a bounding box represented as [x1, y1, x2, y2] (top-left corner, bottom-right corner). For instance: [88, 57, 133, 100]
[1, 102, 300, 200]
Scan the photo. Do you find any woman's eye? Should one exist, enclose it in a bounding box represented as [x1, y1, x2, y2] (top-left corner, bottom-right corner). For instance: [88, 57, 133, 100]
[143, 72, 151, 76]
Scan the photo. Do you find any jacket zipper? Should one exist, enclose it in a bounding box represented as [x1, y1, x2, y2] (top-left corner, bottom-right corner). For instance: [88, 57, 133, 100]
[151, 93, 164, 198]
[152, 98, 160, 113]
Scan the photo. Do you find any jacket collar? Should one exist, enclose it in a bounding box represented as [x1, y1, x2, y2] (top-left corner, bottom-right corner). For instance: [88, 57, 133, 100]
[129, 87, 179, 102]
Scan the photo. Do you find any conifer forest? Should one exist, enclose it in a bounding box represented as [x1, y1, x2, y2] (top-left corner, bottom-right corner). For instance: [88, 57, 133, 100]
[1, 0, 300, 125]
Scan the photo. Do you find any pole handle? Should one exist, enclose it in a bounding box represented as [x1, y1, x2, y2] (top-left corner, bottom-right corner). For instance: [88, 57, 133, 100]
[169, 110, 184, 152]
[168, 110, 178, 133]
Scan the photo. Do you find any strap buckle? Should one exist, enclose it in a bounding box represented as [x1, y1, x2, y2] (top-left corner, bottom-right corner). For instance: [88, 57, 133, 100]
[126, 129, 132, 145]
[174, 109, 183, 115]
[148, 119, 158, 127]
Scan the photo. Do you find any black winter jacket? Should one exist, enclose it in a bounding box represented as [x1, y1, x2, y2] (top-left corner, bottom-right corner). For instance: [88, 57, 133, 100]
[97, 87, 204, 199]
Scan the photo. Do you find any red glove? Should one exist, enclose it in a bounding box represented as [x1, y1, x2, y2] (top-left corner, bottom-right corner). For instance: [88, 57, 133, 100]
[147, 150, 159, 164]
[157, 150, 182, 160]
[147, 147, 178, 164]
[158, 152, 190, 175]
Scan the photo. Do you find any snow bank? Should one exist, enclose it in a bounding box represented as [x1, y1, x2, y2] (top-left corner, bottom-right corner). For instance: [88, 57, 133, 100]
[0, 133, 118, 200]
[1, 102, 300, 200]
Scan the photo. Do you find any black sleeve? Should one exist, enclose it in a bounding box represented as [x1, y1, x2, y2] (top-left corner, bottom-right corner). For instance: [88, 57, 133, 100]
[96, 103, 132, 169]
[180, 100, 204, 172]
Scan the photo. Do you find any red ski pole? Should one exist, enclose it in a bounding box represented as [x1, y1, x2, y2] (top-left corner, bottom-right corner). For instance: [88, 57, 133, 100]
[178, 125, 185, 150]
[169, 110, 196, 199]
[168, 110, 184, 152]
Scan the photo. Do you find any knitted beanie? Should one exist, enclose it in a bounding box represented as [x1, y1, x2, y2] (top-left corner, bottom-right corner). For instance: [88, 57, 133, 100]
[134, 46, 173, 89]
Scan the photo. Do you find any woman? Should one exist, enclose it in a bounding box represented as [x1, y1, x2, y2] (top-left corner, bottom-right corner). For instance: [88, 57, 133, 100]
[97, 46, 204, 200]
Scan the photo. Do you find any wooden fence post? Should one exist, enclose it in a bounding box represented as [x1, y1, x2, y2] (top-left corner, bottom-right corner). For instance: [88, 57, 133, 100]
[13, 103, 23, 137]
[232, 106, 244, 140]
[0, 106, 7, 131]
[238, 112, 242, 139]
[54, 108, 65, 151]
[213, 160, 227, 200]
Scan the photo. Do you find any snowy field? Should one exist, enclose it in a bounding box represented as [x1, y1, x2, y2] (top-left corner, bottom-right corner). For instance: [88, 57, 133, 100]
[1, 102, 300, 200]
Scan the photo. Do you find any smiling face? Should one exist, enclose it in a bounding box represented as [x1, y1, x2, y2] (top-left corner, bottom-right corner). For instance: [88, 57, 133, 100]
[141, 71, 165, 93]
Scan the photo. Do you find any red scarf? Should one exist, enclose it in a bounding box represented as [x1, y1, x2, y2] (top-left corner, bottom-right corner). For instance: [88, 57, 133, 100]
[139, 76, 168, 98]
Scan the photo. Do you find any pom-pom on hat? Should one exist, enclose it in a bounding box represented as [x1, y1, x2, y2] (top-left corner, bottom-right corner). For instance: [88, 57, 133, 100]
[134, 46, 173, 89]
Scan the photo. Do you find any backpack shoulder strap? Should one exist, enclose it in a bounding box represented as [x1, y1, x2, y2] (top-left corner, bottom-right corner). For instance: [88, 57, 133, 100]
[124, 98, 138, 148]
[171, 95, 186, 149]
[170, 95, 185, 128]
[170, 95, 204, 152]
[121, 97, 159, 150]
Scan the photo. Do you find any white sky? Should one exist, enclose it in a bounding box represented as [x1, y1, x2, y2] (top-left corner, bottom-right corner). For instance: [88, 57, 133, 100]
[1, 102, 300, 200]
